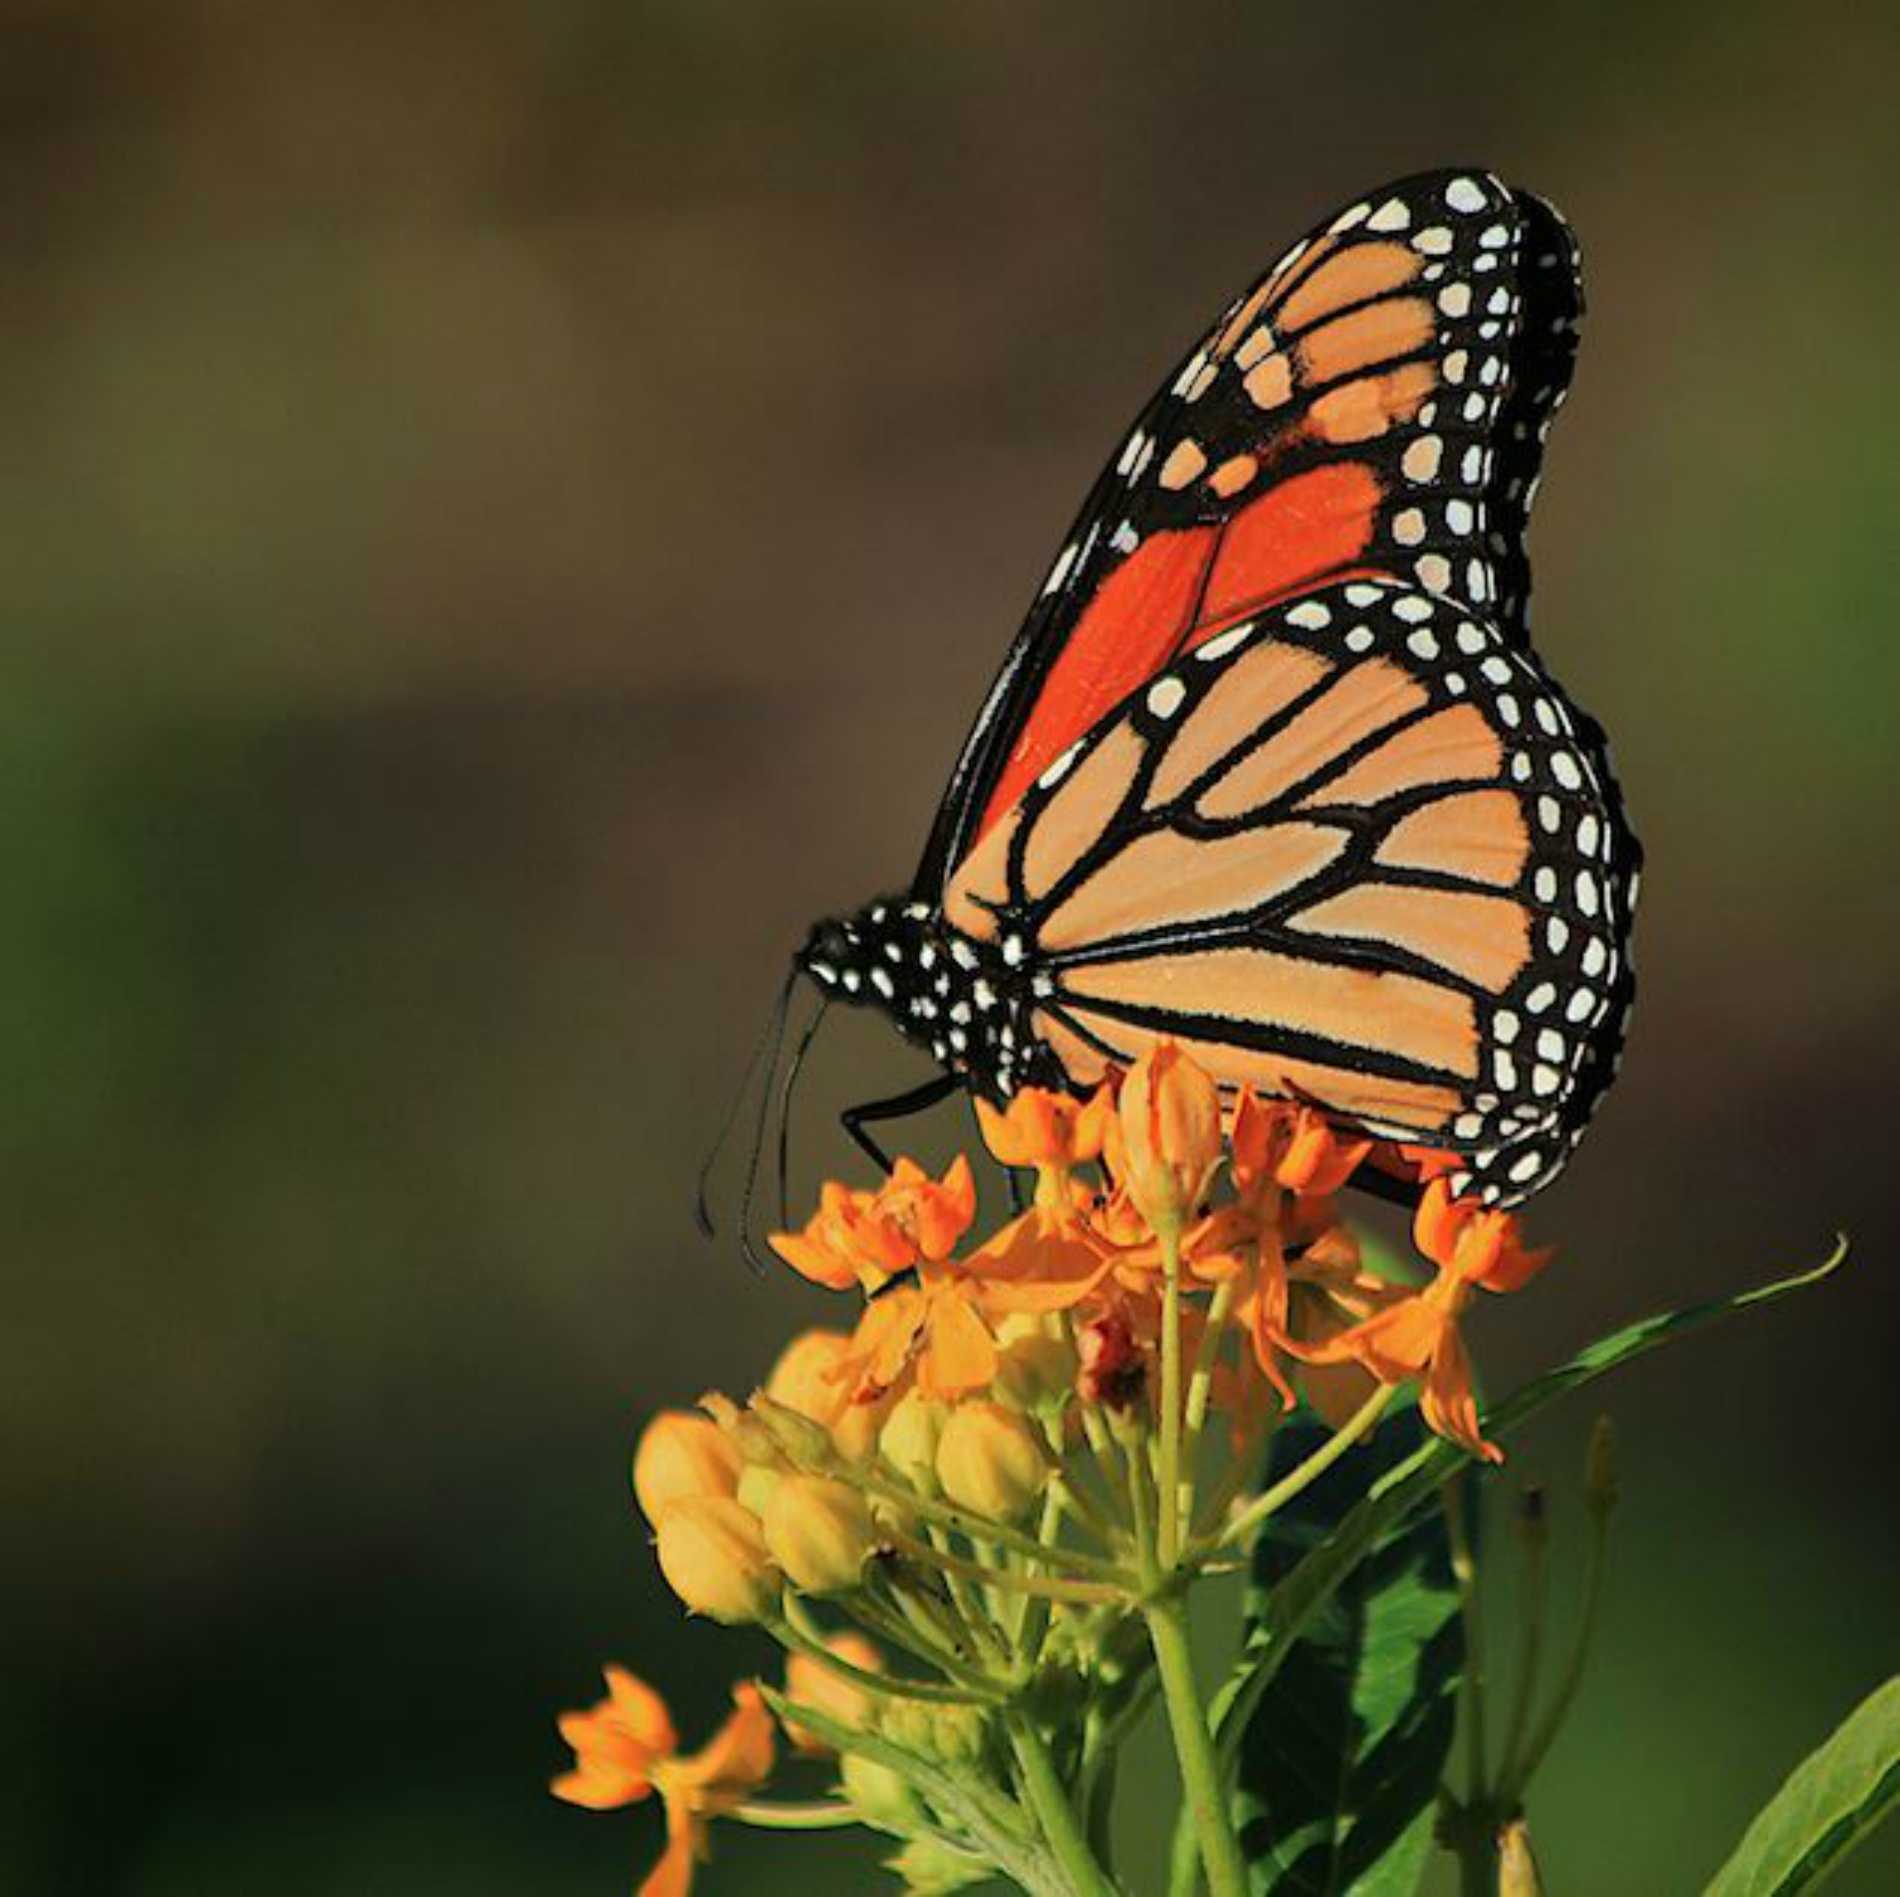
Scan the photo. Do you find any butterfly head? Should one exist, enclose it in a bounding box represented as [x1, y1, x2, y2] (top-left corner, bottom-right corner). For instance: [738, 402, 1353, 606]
[795, 897, 931, 1009]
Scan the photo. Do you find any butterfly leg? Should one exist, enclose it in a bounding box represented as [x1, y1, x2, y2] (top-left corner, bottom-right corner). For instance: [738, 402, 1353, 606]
[840, 1073, 961, 1175]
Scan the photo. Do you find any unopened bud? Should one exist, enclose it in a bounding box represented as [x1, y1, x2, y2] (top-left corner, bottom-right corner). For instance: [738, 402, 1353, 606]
[750, 1393, 840, 1470]
[632, 1411, 743, 1525]
[1497, 1817, 1543, 1895]
[1585, 1415, 1618, 1517]
[842, 1751, 928, 1833]
[887, 1835, 990, 1894]
[935, 1401, 1049, 1524]
[1115, 1042, 1222, 1233]
[880, 1392, 952, 1493]
[762, 1474, 878, 1595]
[993, 1313, 1078, 1416]
[879, 1700, 988, 1767]
[831, 1390, 894, 1467]
[737, 1463, 783, 1516]
[653, 1496, 780, 1624]
[699, 1390, 784, 1467]
[766, 1329, 853, 1423]
[782, 1632, 883, 1753]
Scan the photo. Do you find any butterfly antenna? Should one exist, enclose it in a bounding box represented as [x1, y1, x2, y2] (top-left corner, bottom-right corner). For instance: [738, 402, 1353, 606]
[746, 994, 827, 1269]
[695, 965, 799, 1241]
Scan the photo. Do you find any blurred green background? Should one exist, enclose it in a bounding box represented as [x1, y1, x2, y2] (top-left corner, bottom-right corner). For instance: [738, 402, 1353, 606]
[5, 3, 1897, 1891]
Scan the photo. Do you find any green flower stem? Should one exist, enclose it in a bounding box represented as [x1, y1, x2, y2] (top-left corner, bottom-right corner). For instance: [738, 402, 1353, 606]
[1076, 1395, 1136, 1532]
[1179, 1278, 1236, 1534]
[1157, 1222, 1187, 1567]
[1496, 1501, 1550, 1796]
[769, 1608, 1000, 1706]
[1007, 1714, 1120, 1897]
[888, 1526, 1129, 1605]
[1146, 1596, 1247, 1897]
[865, 1469, 1124, 1579]
[870, 1566, 1003, 1687]
[926, 1521, 1008, 1660]
[729, 1799, 863, 1830]
[1441, 1477, 1489, 1804]
[1016, 1484, 1068, 1656]
[1204, 1380, 1392, 1554]
[1507, 1494, 1611, 1798]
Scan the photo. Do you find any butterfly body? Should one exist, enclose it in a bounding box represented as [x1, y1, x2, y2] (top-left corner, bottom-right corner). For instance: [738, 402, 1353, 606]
[800, 901, 1058, 1101]
[791, 168, 1639, 1207]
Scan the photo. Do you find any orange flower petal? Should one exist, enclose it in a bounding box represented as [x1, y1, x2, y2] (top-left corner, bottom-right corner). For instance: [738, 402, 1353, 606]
[917, 1291, 1000, 1398]
[605, 1666, 679, 1757]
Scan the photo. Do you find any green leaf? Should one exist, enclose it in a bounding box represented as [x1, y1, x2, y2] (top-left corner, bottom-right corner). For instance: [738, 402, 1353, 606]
[1233, 1410, 1465, 1895]
[1209, 1239, 1847, 1764]
[1704, 1675, 1900, 1896]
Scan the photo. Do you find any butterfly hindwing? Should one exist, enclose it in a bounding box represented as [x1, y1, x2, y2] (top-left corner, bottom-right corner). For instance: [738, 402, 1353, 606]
[942, 577, 1635, 1205]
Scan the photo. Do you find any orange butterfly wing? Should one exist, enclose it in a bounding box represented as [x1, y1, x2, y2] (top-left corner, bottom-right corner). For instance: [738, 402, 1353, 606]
[916, 170, 1586, 899]
[943, 578, 1635, 1205]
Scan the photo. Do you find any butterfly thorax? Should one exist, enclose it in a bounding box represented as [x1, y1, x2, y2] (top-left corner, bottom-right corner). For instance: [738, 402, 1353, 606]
[796, 897, 1059, 1102]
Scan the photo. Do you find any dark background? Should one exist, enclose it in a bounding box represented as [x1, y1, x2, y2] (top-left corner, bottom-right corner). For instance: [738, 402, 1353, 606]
[5, 4, 1896, 1891]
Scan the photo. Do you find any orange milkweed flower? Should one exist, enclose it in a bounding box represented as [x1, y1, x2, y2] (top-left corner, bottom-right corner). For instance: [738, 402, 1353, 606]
[1110, 1042, 1223, 1235]
[839, 1266, 1000, 1401]
[1230, 1089, 1372, 1206]
[1292, 1178, 1554, 1461]
[552, 1670, 775, 1897]
[976, 1084, 1113, 1206]
[768, 1156, 976, 1295]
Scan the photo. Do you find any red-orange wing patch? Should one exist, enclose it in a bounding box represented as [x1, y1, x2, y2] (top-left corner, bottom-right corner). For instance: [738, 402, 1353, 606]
[915, 170, 1586, 899]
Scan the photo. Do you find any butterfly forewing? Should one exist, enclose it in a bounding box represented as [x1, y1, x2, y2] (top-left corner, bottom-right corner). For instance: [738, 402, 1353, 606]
[915, 168, 1586, 899]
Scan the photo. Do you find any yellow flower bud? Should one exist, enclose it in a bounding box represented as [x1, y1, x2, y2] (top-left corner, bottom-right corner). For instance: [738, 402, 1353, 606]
[992, 1314, 1078, 1416]
[762, 1474, 878, 1595]
[631, 1410, 742, 1525]
[879, 1391, 952, 1493]
[766, 1328, 853, 1423]
[888, 1836, 991, 1893]
[737, 1462, 783, 1517]
[1115, 1041, 1222, 1233]
[653, 1496, 780, 1624]
[831, 1389, 895, 1467]
[841, 1751, 927, 1833]
[750, 1393, 840, 1470]
[935, 1401, 1049, 1524]
[782, 1631, 883, 1754]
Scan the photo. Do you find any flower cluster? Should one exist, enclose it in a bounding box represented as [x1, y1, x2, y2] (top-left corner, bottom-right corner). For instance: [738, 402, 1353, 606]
[553, 1043, 1553, 1894]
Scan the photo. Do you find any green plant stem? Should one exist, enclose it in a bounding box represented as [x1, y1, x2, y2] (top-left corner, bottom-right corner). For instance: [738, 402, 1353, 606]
[1206, 1381, 1393, 1553]
[1441, 1478, 1488, 1804]
[770, 1608, 999, 1706]
[887, 1527, 1128, 1605]
[1007, 1715, 1120, 1897]
[1146, 1597, 1247, 1897]
[866, 1470, 1126, 1578]
[1016, 1484, 1067, 1655]
[1158, 1223, 1187, 1567]
[1179, 1278, 1235, 1535]
[1497, 1508, 1550, 1796]
[729, 1799, 862, 1829]
[1508, 1499, 1611, 1797]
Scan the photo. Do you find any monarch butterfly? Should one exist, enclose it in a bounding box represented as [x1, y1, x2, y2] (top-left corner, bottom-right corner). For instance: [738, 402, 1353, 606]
[749, 169, 1638, 1218]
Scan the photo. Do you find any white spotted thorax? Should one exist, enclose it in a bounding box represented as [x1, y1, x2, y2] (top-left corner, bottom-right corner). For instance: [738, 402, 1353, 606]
[798, 902, 1060, 1100]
